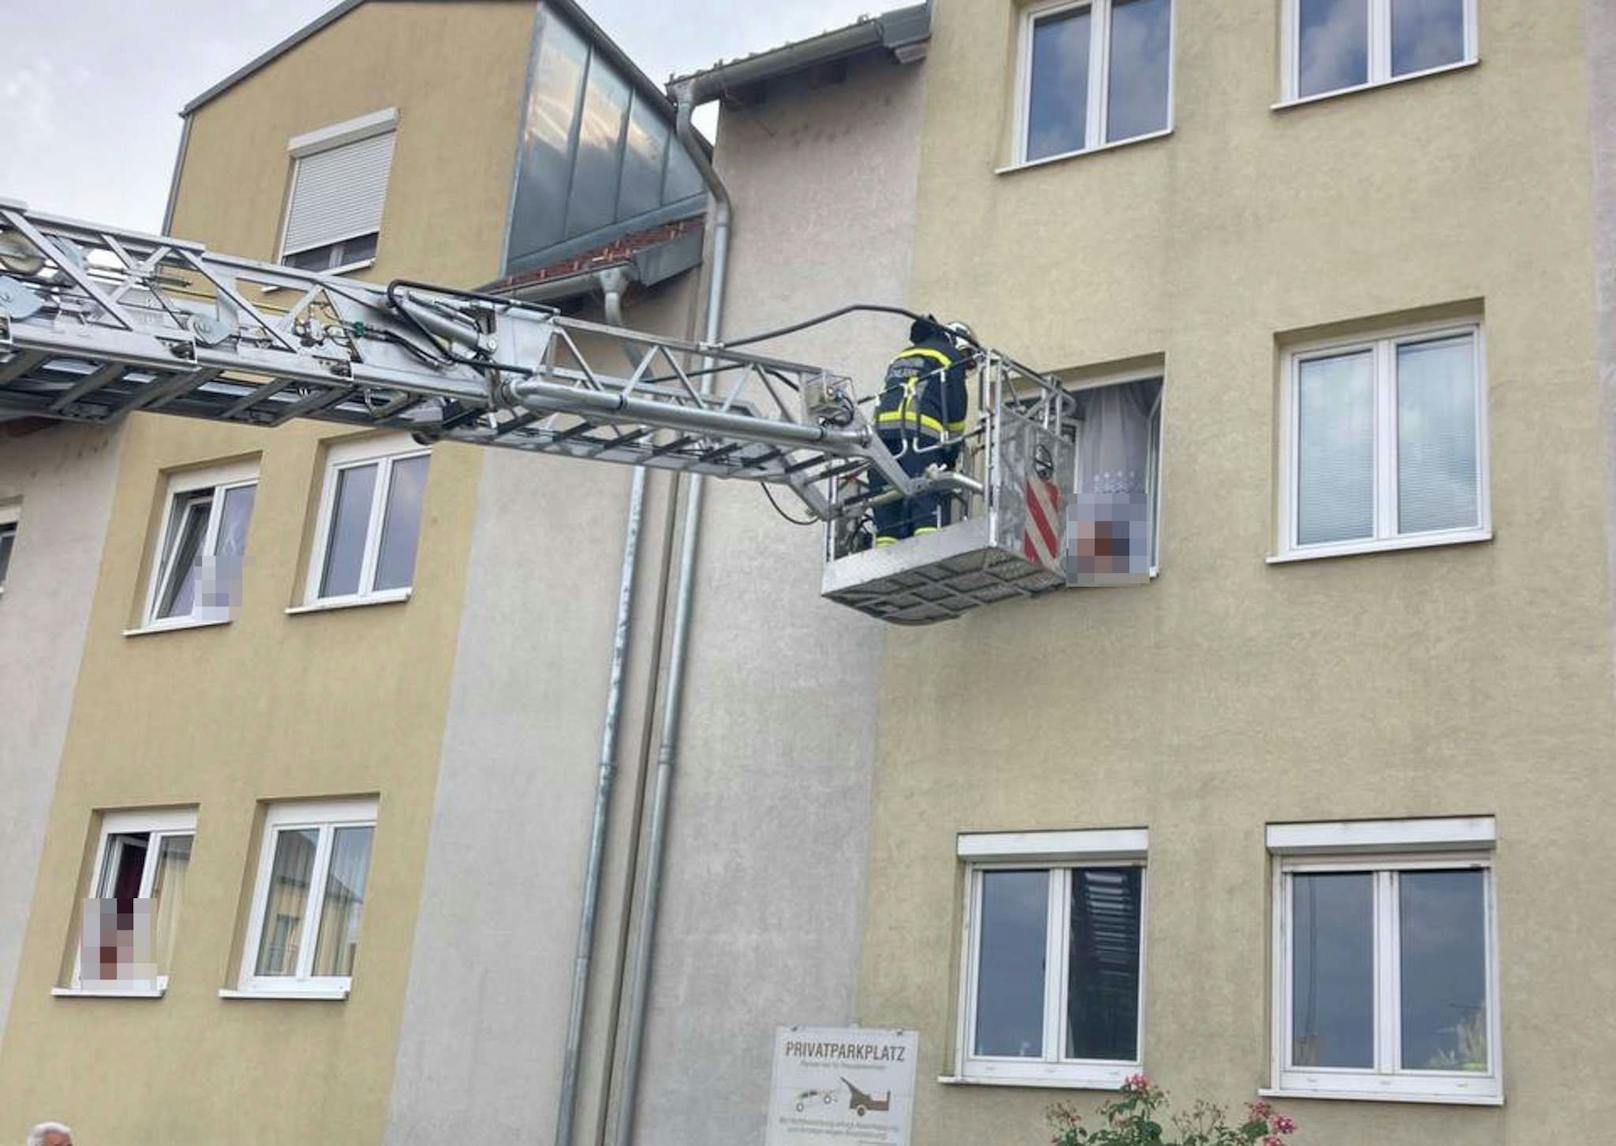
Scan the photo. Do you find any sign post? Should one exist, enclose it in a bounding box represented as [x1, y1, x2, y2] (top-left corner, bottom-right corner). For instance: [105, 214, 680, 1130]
[765, 1026, 918, 1146]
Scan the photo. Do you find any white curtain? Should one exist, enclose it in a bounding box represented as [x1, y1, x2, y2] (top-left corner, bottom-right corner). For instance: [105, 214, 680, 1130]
[1069, 379, 1159, 586]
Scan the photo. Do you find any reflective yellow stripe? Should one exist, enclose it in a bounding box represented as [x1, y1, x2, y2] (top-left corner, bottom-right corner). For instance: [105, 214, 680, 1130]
[944, 417, 969, 433]
[891, 346, 956, 372]
[875, 410, 950, 438]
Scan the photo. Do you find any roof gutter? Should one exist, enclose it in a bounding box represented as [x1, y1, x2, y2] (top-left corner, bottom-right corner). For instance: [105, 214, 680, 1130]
[504, 263, 634, 306]
[670, 1, 930, 103]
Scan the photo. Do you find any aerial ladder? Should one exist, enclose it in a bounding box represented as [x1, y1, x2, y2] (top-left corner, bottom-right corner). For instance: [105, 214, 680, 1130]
[0, 199, 1098, 624]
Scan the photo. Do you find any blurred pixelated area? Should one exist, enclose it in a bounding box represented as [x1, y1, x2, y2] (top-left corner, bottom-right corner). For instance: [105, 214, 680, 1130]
[80, 897, 157, 987]
[1069, 491, 1152, 587]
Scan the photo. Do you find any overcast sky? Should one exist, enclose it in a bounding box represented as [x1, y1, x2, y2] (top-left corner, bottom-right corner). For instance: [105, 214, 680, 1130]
[2, 0, 877, 231]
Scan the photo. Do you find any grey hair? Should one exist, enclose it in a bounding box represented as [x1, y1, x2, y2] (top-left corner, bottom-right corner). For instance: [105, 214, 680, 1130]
[26, 1124, 71, 1146]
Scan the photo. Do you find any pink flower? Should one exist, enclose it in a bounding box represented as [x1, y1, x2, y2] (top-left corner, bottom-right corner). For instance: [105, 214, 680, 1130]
[1263, 1137, 1285, 1146]
[1124, 1073, 1152, 1091]
[1247, 1100, 1274, 1120]
[1273, 1114, 1298, 1134]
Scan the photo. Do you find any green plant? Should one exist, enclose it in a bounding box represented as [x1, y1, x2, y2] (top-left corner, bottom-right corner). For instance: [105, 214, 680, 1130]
[1048, 1075, 1299, 1146]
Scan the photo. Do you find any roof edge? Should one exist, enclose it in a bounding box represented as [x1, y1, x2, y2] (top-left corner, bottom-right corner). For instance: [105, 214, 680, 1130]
[178, 0, 683, 125]
[668, 1, 931, 104]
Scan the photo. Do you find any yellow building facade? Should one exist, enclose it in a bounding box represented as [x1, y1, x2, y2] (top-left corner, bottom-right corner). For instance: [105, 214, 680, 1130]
[4, 0, 1616, 1143]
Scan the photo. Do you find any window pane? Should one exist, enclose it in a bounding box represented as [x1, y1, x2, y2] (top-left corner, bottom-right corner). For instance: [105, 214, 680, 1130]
[1291, 872, 1374, 1068]
[1391, 0, 1466, 77]
[1106, 0, 1171, 143]
[155, 492, 213, 619]
[285, 244, 338, 272]
[617, 93, 670, 221]
[507, 10, 590, 265]
[974, 870, 1049, 1058]
[1296, 350, 1375, 546]
[1400, 870, 1488, 1072]
[312, 826, 374, 978]
[1067, 867, 1142, 1061]
[254, 828, 319, 976]
[199, 484, 255, 613]
[1027, 8, 1092, 161]
[374, 454, 429, 592]
[662, 141, 705, 204]
[1298, 0, 1369, 98]
[565, 52, 633, 239]
[150, 835, 192, 976]
[98, 833, 149, 899]
[1397, 336, 1478, 535]
[320, 462, 378, 598]
[0, 524, 14, 587]
[340, 232, 378, 265]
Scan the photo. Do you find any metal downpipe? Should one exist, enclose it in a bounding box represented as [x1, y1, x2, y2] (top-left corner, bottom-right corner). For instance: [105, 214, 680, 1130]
[554, 275, 645, 1146]
[610, 85, 731, 1146]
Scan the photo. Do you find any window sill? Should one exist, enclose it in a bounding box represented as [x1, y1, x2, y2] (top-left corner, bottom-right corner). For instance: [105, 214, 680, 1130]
[52, 985, 165, 999]
[1272, 58, 1479, 111]
[1259, 1086, 1501, 1108]
[1268, 528, 1491, 565]
[261, 258, 375, 293]
[285, 588, 411, 615]
[996, 128, 1173, 175]
[218, 987, 349, 1001]
[940, 1073, 1129, 1092]
[123, 616, 233, 638]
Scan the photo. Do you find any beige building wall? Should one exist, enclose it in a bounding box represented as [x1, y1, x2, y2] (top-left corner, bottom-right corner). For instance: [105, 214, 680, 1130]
[857, 1, 1616, 1143]
[0, 423, 124, 1040]
[0, 4, 533, 1142]
[386, 45, 930, 1146]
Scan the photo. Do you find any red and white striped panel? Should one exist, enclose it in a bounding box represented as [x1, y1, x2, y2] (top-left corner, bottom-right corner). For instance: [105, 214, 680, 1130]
[1022, 477, 1062, 569]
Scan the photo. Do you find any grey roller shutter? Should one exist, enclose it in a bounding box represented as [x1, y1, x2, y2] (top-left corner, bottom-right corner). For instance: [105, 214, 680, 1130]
[281, 131, 396, 257]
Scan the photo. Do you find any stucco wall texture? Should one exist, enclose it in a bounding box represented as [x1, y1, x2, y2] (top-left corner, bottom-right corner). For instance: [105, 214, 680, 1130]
[382, 283, 695, 1145]
[387, 48, 927, 1146]
[627, 53, 926, 1146]
[855, 2, 1616, 1144]
[0, 424, 124, 1040]
[0, 4, 531, 1142]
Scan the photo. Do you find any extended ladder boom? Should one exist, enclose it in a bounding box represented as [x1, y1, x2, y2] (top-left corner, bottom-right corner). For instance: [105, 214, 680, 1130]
[0, 199, 925, 520]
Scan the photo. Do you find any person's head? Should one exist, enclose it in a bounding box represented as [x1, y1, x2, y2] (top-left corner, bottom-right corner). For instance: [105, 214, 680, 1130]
[27, 1123, 72, 1146]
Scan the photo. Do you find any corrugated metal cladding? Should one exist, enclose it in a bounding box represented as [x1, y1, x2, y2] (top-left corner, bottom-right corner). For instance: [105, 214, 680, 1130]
[505, 4, 706, 276]
[282, 131, 397, 257]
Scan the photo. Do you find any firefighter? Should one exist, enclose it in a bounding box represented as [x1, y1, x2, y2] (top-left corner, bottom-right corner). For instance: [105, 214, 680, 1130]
[869, 316, 974, 546]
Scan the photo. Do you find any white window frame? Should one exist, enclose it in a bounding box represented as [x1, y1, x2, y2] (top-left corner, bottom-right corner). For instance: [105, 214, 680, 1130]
[139, 460, 258, 631]
[1274, 319, 1489, 563]
[230, 797, 378, 1000]
[1278, 0, 1479, 107]
[949, 829, 1148, 1089]
[1265, 817, 1502, 1105]
[1009, 0, 1177, 170]
[301, 434, 429, 608]
[276, 107, 398, 276]
[61, 807, 197, 996]
[0, 501, 18, 595]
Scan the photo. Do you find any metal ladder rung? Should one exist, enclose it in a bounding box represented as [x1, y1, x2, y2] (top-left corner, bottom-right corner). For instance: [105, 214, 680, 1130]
[270, 383, 356, 425]
[49, 361, 128, 412]
[220, 377, 294, 420]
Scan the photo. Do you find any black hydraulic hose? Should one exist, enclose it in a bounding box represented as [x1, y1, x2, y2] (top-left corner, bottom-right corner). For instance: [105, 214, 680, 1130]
[722, 303, 987, 353]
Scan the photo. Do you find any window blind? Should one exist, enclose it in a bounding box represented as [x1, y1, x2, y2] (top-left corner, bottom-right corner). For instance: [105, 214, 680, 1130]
[281, 131, 396, 257]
